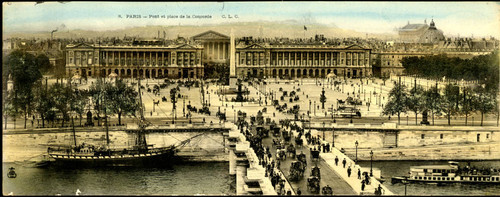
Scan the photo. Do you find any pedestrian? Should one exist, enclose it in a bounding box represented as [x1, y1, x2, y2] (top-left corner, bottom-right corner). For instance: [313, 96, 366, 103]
[342, 158, 347, 168]
[335, 156, 339, 166]
[358, 168, 361, 179]
[361, 180, 365, 191]
[378, 184, 384, 195]
[347, 166, 352, 177]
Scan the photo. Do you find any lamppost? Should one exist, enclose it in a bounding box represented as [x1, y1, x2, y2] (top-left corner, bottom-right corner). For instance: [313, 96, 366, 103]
[355, 140, 359, 163]
[309, 100, 312, 113]
[370, 150, 373, 177]
[332, 126, 335, 147]
[234, 109, 236, 122]
[402, 177, 409, 196]
[314, 101, 316, 116]
[322, 121, 325, 140]
[309, 115, 311, 133]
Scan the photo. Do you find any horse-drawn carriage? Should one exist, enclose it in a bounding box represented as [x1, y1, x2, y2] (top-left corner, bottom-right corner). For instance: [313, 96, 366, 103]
[282, 130, 291, 142]
[295, 137, 303, 147]
[311, 166, 321, 180]
[286, 144, 296, 158]
[276, 149, 286, 160]
[307, 176, 320, 193]
[321, 185, 333, 195]
[310, 150, 320, 161]
[256, 126, 268, 138]
[272, 127, 281, 137]
[297, 152, 307, 167]
[289, 161, 306, 181]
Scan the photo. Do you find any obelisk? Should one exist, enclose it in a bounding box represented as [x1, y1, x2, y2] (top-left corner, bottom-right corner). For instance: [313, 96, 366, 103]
[229, 28, 237, 88]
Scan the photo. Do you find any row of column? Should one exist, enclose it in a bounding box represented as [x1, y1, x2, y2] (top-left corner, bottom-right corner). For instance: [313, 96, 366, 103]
[102, 51, 171, 67]
[236, 51, 370, 67]
[100, 51, 200, 67]
[203, 42, 229, 60]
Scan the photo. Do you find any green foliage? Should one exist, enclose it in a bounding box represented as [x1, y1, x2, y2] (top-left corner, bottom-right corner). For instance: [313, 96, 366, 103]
[473, 86, 497, 126]
[442, 84, 460, 125]
[383, 80, 408, 124]
[6, 50, 43, 128]
[406, 85, 425, 125]
[49, 82, 73, 127]
[33, 81, 55, 127]
[423, 85, 442, 125]
[401, 51, 499, 92]
[106, 79, 139, 125]
[35, 54, 52, 74]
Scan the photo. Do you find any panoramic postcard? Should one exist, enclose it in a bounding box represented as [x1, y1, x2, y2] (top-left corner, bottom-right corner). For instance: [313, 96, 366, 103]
[2, 1, 500, 196]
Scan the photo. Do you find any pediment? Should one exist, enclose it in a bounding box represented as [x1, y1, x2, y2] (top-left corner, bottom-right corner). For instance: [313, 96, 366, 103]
[68, 43, 94, 49]
[192, 30, 229, 40]
[175, 44, 197, 49]
[243, 43, 266, 49]
[344, 44, 365, 50]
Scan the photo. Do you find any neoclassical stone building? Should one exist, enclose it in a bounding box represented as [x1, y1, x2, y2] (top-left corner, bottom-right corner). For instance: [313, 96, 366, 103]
[65, 40, 204, 79]
[235, 43, 371, 79]
[65, 30, 372, 79]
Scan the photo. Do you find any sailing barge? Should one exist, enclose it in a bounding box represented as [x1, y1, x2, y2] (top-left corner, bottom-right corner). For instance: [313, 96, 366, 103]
[48, 77, 188, 167]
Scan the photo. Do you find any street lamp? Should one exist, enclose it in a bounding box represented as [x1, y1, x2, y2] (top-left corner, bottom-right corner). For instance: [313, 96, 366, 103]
[355, 140, 359, 163]
[332, 126, 335, 147]
[370, 150, 373, 177]
[402, 177, 409, 196]
[322, 121, 325, 140]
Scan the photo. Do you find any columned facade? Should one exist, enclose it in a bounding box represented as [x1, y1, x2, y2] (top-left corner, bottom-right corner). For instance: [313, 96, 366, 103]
[66, 43, 204, 79]
[235, 45, 372, 79]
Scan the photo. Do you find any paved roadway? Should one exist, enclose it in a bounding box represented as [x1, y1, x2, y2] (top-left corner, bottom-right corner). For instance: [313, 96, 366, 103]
[223, 83, 356, 195]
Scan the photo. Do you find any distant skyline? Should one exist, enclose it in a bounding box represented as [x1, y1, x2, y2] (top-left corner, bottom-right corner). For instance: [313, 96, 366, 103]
[3, 1, 499, 38]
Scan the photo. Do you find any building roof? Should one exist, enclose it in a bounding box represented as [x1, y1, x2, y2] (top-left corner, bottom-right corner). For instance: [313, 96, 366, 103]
[400, 24, 429, 31]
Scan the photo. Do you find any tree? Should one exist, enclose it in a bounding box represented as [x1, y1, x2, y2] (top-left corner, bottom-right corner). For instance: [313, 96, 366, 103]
[319, 87, 326, 109]
[473, 86, 496, 126]
[6, 50, 42, 128]
[383, 79, 408, 124]
[35, 54, 52, 74]
[460, 87, 475, 126]
[105, 79, 139, 125]
[406, 83, 424, 125]
[50, 82, 73, 127]
[423, 84, 442, 125]
[71, 88, 88, 126]
[33, 81, 54, 128]
[442, 83, 460, 125]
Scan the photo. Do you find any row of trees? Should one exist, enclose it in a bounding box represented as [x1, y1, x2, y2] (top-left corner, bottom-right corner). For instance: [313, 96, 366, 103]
[401, 51, 499, 92]
[5, 78, 140, 129]
[383, 78, 498, 126]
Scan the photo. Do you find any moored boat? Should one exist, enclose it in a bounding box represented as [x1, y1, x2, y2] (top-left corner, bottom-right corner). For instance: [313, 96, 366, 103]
[392, 161, 500, 184]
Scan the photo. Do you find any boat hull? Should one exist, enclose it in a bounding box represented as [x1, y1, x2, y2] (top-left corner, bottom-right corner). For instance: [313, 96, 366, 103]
[48, 149, 177, 167]
[391, 176, 500, 185]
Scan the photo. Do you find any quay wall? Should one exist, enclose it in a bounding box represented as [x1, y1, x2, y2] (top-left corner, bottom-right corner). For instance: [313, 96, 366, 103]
[308, 125, 500, 161]
[345, 142, 500, 161]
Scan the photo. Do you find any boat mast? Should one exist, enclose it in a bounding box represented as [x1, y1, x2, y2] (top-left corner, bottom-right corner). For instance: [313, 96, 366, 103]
[136, 62, 148, 150]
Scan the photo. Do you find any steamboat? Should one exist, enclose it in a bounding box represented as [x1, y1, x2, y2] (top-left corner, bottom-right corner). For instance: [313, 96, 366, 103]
[392, 161, 500, 184]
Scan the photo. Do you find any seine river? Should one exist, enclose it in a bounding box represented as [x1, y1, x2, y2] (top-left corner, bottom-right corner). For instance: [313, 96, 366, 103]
[357, 160, 500, 196]
[3, 162, 235, 196]
[4, 160, 500, 195]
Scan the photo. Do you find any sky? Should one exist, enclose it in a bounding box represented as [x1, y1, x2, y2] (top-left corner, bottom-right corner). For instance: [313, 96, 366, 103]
[3, 1, 500, 37]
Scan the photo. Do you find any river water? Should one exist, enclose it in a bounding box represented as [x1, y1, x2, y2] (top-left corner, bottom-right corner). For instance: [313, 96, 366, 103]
[357, 160, 500, 196]
[3, 162, 235, 196]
